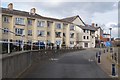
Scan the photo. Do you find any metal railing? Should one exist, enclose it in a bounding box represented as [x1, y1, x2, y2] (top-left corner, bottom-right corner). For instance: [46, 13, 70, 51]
[0, 27, 82, 54]
[0, 27, 43, 54]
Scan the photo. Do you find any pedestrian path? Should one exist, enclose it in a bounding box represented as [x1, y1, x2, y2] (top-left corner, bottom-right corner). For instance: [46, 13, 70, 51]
[95, 48, 119, 79]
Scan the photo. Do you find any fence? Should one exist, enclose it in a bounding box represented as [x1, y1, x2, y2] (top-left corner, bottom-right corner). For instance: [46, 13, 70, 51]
[1, 48, 84, 79]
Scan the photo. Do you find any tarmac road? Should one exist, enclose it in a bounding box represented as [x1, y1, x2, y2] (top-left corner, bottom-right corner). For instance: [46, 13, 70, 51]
[20, 48, 110, 78]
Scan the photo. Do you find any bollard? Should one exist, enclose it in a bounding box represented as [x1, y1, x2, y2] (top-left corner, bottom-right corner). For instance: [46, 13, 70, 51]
[96, 52, 98, 58]
[115, 57, 117, 62]
[98, 55, 101, 63]
[110, 47, 113, 53]
[107, 48, 108, 52]
[112, 64, 116, 76]
[104, 50, 105, 53]
[112, 54, 113, 60]
[99, 51, 101, 56]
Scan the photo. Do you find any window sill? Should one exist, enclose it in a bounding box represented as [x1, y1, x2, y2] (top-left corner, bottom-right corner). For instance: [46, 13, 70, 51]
[37, 26, 45, 28]
[15, 24, 25, 26]
[28, 24, 32, 26]
[56, 28, 62, 29]
[3, 21, 9, 23]
[15, 35, 25, 36]
[70, 29, 75, 31]
[3, 33, 8, 34]
[56, 37, 61, 38]
[38, 36, 45, 37]
[28, 35, 32, 36]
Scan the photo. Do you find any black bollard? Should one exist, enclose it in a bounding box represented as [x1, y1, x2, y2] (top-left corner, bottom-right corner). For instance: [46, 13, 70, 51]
[104, 50, 105, 53]
[99, 51, 101, 56]
[96, 52, 98, 58]
[98, 56, 101, 63]
[110, 48, 113, 53]
[107, 48, 108, 52]
[112, 64, 116, 76]
[112, 54, 113, 60]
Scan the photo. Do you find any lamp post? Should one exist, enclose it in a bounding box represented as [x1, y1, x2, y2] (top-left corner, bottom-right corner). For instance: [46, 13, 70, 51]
[109, 28, 112, 53]
[109, 28, 112, 45]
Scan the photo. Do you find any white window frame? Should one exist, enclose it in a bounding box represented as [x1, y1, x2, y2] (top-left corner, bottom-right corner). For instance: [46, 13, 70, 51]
[55, 32, 61, 38]
[70, 41, 74, 44]
[3, 28, 9, 34]
[15, 28, 24, 36]
[56, 23, 61, 29]
[37, 30, 45, 37]
[28, 30, 32, 36]
[28, 19, 32, 25]
[37, 21, 45, 27]
[47, 31, 50, 36]
[28, 40, 32, 45]
[3, 16, 9, 23]
[83, 36, 86, 39]
[56, 40, 61, 45]
[87, 36, 89, 39]
[15, 18, 25, 25]
[70, 25, 75, 30]
[70, 33, 74, 38]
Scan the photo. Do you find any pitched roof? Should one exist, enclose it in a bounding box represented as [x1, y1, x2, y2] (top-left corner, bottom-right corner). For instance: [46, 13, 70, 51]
[61, 15, 86, 25]
[62, 15, 78, 22]
[2, 8, 72, 24]
[115, 38, 120, 40]
[1, 7, 96, 31]
[78, 25, 97, 31]
[103, 33, 110, 35]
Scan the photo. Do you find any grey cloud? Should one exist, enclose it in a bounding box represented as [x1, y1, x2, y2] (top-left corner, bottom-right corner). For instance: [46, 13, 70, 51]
[12, 2, 117, 24]
[110, 24, 118, 28]
[18, 2, 116, 16]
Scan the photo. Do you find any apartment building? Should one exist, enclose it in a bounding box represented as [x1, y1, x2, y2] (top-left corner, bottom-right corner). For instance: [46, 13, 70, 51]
[1, 3, 77, 49]
[1, 3, 99, 49]
[62, 15, 96, 48]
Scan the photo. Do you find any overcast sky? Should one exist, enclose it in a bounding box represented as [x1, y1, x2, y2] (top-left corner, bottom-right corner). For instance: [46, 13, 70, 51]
[1, 0, 119, 38]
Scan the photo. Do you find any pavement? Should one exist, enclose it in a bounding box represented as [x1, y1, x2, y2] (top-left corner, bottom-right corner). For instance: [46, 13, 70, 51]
[19, 48, 110, 78]
[95, 48, 120, 79]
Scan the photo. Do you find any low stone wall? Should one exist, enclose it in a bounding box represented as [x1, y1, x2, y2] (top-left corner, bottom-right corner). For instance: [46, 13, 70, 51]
[2, 51, 31, 78]
[1, 48, 84, 78]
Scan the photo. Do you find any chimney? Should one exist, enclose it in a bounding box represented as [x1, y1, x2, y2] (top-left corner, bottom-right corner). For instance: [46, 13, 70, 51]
[30, 8, 36, 15]
[92, 23, 95, 27]
[8, 3, 13, 10]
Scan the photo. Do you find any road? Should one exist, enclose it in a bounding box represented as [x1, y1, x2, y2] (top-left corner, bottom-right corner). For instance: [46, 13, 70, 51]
[20, 48, 109, 78]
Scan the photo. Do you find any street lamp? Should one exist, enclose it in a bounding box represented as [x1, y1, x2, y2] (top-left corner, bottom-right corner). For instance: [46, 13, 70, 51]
[109, 28, 112, 42]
